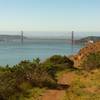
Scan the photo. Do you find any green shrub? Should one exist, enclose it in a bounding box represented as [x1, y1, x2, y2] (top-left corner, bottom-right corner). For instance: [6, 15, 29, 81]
[82, 52, 100, 70]
[45, 55, 73, 65]
[0, 58, 58, 99]
[0, 55, 74, 99]
[43, 55, 74, 71]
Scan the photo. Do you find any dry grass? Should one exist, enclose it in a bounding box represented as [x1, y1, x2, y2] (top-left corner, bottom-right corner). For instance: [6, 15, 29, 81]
[63, 69, 100, 100]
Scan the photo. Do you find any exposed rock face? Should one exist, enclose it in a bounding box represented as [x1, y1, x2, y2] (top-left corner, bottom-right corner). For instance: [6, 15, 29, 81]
[70, 41, 100, 68]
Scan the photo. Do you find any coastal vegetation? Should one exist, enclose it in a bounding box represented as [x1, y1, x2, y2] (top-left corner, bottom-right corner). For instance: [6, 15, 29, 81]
[0, 42, 100, 100]
[82, 52, 100, 70]
[0, 55, 74, 100]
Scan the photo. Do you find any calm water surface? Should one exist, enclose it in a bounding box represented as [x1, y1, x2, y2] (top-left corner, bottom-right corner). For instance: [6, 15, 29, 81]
[0, 39, 83, 66]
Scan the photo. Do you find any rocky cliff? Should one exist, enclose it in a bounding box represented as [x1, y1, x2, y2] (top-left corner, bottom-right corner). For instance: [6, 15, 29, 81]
[70, 41, 100, 68]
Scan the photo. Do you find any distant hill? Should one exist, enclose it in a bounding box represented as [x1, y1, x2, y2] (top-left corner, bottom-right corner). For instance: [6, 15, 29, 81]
[75, 36, 100, 44]
[0, 35, 27, 41]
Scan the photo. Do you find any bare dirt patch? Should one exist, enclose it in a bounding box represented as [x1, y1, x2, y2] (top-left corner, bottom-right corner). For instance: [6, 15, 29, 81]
[41, 90, 65, 100]
[41, 72, 76, 100]
[58, 72, 76, 85]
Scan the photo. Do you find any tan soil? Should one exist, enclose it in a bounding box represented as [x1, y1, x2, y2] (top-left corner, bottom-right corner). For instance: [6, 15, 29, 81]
[41, 90, 65, 100]
[41, 72, 76, 100]
[58, 72, 76, 85]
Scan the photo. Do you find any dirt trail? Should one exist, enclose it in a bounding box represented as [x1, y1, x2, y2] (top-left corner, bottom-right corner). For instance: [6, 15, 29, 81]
[41, 72, 76, 100]
[58, 72, 76, 85]
[41, 90, 65, 100]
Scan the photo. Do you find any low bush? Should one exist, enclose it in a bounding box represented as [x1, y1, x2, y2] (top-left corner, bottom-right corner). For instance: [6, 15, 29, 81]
[0, 59, 56, 99]
[44, 55, 73, 65]
[0, 55, 74, 99]
[43, 55, 74, 71]
[82, 52, 100, 70]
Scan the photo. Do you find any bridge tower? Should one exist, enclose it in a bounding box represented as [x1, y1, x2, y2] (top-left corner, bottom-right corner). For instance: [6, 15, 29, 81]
[21, 31, 24, 44]
[71, 31, 74, 53]
[72, 31, 74, 45]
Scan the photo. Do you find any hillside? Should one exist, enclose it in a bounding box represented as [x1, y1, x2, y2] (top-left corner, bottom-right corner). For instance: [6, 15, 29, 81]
[0, 35, 27, 41]
[0, 42, 100, 100]
[41, 42, 100, 100]
[75, 36, 100, 44]
[70, 41, 100, 68]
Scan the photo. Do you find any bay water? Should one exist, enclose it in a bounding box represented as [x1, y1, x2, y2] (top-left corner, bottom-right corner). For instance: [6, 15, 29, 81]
[0, 39, 83, 66]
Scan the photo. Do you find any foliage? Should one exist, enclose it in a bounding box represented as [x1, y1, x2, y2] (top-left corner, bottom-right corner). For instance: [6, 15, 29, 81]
[1, 54, 100, 100]
[45, 55, 73, 65]
[0, 55, 74, 99]
[0, 55, 73, 100]
[43, 55, 74, 71]
[0, 60, 53, 99]
[82, 52, 100, 70]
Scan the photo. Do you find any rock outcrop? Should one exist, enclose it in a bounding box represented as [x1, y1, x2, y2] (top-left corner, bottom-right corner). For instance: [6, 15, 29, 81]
[70, 41, 100, 68]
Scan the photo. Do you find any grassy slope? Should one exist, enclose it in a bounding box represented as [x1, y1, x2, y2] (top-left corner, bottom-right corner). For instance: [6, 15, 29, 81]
[40, 68, 100, 100]
[62, 69, 100, 100]
[0, 54, 100, 100]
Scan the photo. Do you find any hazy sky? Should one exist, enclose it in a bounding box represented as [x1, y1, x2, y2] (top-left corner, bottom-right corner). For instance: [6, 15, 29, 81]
[0, 0, 100, 33]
